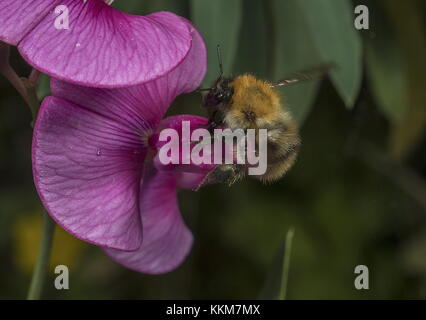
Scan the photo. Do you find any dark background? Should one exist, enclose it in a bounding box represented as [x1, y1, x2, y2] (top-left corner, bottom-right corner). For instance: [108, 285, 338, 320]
[0, 0, 425, 299]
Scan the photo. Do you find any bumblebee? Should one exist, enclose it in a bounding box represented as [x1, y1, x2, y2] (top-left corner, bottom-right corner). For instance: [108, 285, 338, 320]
[199, 46, 332, 186]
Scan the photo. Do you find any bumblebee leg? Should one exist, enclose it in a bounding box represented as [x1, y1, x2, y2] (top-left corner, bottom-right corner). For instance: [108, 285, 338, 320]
[207, 110, 225, 133]
[207, 121, 219, 134]
[208, 164, 246, 186]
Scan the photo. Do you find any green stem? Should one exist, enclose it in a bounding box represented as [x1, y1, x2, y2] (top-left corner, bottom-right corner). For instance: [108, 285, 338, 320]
[279, 228, 295, 300]
[21, 77, 42, 126]
[25, 70, 55, 300]
[27, 211, 55, 300]
[1, 66, 29, 104]
[0, 43, 29, 105]
[3, 47, 55, 298]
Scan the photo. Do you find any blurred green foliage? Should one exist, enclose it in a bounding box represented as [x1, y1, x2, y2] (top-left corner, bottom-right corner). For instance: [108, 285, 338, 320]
[0, 0, 425, 299]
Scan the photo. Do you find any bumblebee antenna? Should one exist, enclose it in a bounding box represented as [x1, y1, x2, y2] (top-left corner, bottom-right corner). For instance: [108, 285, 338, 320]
[217, 44, 224, 77]
[196, 88, 211, 93]
[196, 44, 224, 93]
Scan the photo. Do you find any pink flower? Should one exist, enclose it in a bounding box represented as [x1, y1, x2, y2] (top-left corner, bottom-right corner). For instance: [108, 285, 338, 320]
[0, 0, 194, 87]
[32, 23, 213, 274]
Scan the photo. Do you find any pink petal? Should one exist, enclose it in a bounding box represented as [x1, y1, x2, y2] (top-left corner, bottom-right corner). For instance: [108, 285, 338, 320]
[32, 14, 207, 252]
[159, 19, 207, 95]
[32, 96, 146, 250]
[175, 172, 209, 190]
[49, 20, 207, 126]
[5, 0, 194, 87]
[0, 0, 59, 46]
[104, 165, 193, 274]
[50, 79, 168, 134]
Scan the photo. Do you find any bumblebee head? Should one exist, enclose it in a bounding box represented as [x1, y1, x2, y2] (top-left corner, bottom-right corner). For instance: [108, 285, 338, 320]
[203, 77, 233, 107]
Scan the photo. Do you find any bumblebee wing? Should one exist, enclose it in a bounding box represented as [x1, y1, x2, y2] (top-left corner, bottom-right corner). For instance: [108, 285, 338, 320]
[271, 63, 334, 88]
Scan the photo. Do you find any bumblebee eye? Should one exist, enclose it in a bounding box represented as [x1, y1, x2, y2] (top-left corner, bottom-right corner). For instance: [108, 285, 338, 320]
[215, 92, 224, 99]
[224, 89, 232, 100]
[202, 78, 233, 107]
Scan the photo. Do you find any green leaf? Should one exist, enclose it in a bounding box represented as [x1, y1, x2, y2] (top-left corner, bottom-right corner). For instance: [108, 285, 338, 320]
[190, 0, 243, 85]
[381, 0, 426, 159]
[365, 5, 408, 124]
[271, 0, 323, 124]
[274, 0, 362, 109]
[113, 0, 188, 16]
[259, 228, 295, 300]
[300, 0, 362, 107]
